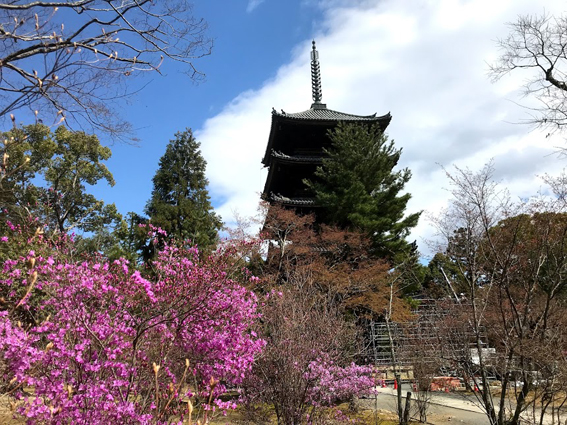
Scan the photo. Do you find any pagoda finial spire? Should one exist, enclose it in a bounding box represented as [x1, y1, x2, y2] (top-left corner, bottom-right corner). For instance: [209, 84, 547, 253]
[310, 40, 323, 105]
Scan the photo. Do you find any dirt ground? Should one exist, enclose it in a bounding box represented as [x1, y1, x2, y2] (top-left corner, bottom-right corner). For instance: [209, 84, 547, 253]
[0, 388, 491, 424]
[0, 396, 24, 424]
[0, 397, 401, 424]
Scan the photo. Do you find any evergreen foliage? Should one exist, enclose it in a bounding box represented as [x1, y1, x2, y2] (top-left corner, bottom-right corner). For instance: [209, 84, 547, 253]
[74, 213, 140, 262]
[146, 129, 222, 249]
[0, 124, 121, 236]
[306, 123, 420, 260]
[423, 252, 466, 299]
[42, 126, 120, 234]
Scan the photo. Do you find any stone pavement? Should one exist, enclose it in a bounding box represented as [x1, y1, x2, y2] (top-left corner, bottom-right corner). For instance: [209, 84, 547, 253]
[369, 384, 564, 424]
[364, 387, 490, 424]
[377, 385, 486, 414]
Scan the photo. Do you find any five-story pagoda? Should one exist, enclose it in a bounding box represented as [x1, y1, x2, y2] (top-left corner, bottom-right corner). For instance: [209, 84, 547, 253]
[261, 41, 392, 214]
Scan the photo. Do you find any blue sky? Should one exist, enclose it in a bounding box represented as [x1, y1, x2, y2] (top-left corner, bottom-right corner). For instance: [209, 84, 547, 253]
[7, 0, 567, 257]
[96, 0, 326, 222]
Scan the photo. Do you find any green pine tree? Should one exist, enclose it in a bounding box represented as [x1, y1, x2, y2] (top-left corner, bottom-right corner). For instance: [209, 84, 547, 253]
[145, 129, 222, 249]
[306, 122, 420, 261]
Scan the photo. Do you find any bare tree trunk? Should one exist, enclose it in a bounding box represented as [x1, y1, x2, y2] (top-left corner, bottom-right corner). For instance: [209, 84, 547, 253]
[385, 280, 405, 424]
[396, 374, 404, 422]
[402, 391, 412, 425]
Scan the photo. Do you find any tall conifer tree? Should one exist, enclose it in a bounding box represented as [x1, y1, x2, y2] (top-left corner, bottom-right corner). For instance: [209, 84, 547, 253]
[307, 123, 420, 260]
[146, 129, 222, 249]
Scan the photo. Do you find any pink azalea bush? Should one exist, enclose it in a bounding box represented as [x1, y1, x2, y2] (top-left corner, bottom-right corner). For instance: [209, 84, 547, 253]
[0, 234, 264, 424]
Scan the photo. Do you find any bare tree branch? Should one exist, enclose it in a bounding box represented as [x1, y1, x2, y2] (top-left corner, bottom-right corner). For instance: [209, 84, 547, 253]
[428, 164, 567, 425]
[0, 1, 212, 140]
[490, 13, 567, 136]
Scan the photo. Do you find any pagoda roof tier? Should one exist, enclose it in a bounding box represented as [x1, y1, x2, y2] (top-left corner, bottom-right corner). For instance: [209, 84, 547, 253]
[268, 193, 317, 207]
[272, 105, 391, 123]
[262, 105, 391, 165]
[271, 150, 323, 164]
[262, 156, 319, 198]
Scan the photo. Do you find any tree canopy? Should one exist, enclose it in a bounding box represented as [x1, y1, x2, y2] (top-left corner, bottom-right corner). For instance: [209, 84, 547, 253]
[426, 164, 567, 425]
[145, 129, 222, 250]
[0, 124, 120, 236]
[306, 122, 420, 261]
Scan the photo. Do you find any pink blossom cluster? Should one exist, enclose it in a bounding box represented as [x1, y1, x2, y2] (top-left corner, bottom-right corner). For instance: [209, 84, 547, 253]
[0, 239, 264, 423]
[304, 358, 376, 407]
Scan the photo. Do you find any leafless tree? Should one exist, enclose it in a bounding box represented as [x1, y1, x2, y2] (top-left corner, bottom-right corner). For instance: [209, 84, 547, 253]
[490, 13, 567, 136]
[0, 1, 212, 139]
[396, 308, 442, 424]
[240, 277, 366, 425]
[429, 163, 567, 425]
[410, 355, 435, 423]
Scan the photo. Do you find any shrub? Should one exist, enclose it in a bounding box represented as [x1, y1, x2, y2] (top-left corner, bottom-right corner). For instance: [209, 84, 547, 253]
[0, 232, 264, 424]
[241, 284, 375, 425]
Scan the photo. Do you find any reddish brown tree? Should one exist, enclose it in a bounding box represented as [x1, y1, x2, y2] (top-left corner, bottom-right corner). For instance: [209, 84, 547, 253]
[261, 204, 409, 321]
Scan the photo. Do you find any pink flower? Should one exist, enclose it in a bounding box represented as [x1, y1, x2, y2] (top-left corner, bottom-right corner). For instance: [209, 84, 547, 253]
[0, 234, 263, 423]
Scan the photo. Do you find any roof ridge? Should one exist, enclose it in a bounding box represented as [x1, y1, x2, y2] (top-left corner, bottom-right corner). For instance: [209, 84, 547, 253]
[271, 107, 388, 121]
[323, 107, 377, 118]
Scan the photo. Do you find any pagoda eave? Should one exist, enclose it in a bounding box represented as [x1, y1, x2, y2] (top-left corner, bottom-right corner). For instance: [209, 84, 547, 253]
[268, 150, 323, 166]
[267, 193, 317, 207]
[271, 107, 391, 123]
[261, 110, 392, 165]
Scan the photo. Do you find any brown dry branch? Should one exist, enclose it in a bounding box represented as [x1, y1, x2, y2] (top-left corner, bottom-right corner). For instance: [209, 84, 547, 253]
[241, 279, 362, 425]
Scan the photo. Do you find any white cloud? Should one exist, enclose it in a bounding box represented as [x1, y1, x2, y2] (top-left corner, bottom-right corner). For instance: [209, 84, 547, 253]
[246, 0, 265, 13]
[199, 0, 566, 256]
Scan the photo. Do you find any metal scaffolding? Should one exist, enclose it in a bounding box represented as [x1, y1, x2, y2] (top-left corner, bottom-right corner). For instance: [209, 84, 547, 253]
[368, 298, 491, 380]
